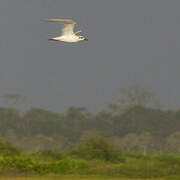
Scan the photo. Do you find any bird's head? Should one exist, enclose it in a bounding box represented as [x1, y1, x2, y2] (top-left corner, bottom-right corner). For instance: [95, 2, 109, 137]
[78, 36, 88, 41]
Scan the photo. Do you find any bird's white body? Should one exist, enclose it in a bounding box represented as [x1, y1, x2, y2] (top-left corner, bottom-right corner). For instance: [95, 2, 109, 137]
[52, 35, 81, 43]
[45, 18, 88, 43]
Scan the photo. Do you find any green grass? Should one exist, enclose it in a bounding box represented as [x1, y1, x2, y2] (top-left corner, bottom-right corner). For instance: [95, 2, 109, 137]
[0, 175, 164, 180]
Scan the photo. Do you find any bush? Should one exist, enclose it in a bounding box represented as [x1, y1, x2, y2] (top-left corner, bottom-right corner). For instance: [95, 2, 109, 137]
[71, 136, 125, 163]
[34, 150, 64, 161]
[0, 155, 89, 175]
[155, 154, 180, 166]
[0, 156, 46, 174]
[52, 159, 88, 173]
[0, 139, 20, 157]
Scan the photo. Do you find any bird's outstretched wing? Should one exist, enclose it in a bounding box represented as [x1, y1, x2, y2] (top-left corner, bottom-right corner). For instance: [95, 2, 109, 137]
[45, 19, 76, 36]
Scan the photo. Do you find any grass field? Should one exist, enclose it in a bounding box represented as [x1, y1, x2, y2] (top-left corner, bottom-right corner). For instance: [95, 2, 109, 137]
[0, 176, 163, 180]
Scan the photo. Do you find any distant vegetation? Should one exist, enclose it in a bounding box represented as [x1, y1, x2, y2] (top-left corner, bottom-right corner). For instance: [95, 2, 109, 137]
[1, 86, 180, 178]
[0, 86, 180, 154]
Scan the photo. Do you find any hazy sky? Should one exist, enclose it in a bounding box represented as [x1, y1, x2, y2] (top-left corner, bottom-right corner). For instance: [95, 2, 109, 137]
[0, 0, 180, 112]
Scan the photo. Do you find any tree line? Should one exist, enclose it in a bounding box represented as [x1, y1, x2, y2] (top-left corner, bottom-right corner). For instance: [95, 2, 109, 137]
[0, 86, 180, 153]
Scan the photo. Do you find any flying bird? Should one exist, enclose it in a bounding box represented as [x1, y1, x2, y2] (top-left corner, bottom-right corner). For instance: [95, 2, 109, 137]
[45, 18, 88, 43]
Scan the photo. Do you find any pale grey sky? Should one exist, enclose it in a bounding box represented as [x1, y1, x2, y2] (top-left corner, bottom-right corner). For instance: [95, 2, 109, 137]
[0, 0, 180, 112]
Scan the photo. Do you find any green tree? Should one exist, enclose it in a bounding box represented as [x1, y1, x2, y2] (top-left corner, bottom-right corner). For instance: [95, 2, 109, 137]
[23, 107, 66, 136]
[65, 107, 94, 141]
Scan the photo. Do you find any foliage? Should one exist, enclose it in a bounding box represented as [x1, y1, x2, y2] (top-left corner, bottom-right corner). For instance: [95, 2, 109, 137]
[0, 139, 20, 156]
[71, 136, 125, 163]
[0, 140, 180, 178]
[0, 103, 180, 153]
[0, 155, 88, 175]
[33, 150, 64, 161]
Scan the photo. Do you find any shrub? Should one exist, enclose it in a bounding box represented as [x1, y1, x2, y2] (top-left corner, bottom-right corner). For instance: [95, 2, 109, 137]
[34, 150, 64, 161]
[0, 156, 46, 174]
[155, 154, 180, 166]
[0, 139, 20, 157]
[0, 155, 89, 175]
[53, 159, 88, 173]
[71, 136, 125, 163]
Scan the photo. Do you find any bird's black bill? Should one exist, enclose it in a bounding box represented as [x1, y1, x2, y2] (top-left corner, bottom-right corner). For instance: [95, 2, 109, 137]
[84, 38, 88, 41]
[48, 38, 57, 41]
